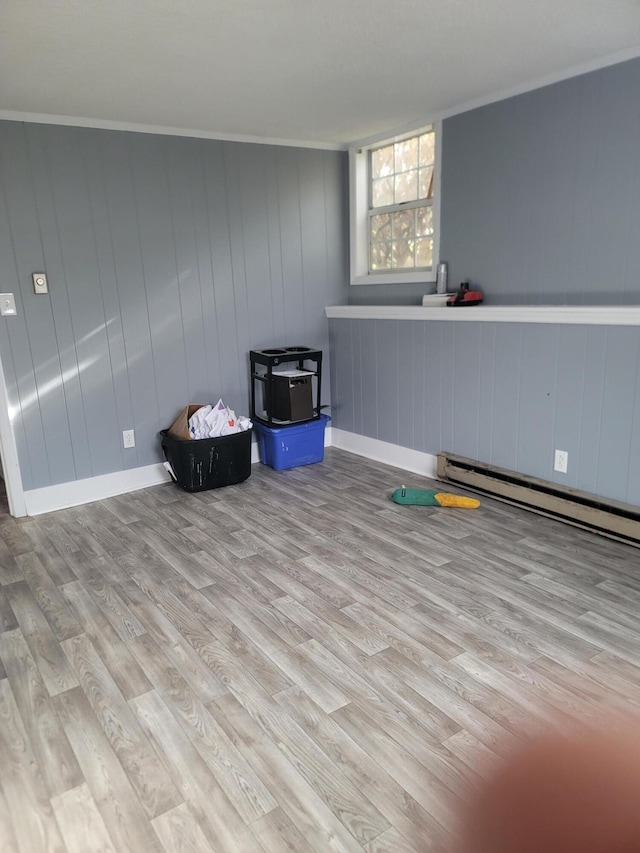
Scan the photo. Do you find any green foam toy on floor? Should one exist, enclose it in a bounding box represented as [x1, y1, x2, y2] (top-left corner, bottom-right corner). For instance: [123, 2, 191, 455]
[391, 486, 480, 508]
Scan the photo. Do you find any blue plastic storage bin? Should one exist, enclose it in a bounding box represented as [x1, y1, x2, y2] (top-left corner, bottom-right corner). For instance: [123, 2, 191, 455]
[253, 414, 330, 470]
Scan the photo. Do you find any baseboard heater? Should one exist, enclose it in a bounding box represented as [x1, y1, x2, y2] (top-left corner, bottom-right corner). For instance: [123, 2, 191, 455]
[437, 452, 640, 546]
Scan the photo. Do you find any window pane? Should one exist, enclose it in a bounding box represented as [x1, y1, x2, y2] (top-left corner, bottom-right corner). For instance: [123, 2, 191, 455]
[392, 239, 415, 268]
[392, 210, 413, 239]
[366, 127, 436, 275]
[416, 206, 433, 236]
[371, 145, 393, 179]
[370, 240, 391, 270]
[394, 170, 418, 204]
[416, 237, 433, 267]
[372, 177, 393, 208]
[419, 166, 434, 199]
[394, 137, 418, 173]
[419, 132, 435, 166]
[371, 213, 391, 240]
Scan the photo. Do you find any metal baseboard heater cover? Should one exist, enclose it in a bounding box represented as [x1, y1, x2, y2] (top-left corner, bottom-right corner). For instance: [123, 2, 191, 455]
[437, 452, 640, 546]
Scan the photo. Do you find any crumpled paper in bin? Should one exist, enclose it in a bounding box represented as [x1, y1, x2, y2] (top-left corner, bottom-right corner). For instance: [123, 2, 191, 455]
[189, 399, 252, 439]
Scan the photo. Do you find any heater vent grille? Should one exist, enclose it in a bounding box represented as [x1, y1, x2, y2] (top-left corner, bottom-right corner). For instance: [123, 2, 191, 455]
[437, 453, 640, 546]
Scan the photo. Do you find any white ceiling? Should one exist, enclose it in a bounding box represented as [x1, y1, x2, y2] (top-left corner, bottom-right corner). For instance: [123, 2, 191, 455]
[2, 0, 640, 147]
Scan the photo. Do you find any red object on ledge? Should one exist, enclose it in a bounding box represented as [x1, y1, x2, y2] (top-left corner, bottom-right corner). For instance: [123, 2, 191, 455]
[447, 281, 484, 306]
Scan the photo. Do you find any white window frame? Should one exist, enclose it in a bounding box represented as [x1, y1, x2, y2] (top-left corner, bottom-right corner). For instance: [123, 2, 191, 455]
[349, 121, 442, 286]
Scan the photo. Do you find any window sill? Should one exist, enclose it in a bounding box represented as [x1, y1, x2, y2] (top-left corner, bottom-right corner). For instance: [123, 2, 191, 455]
[325, 304, 640, 325]
[350, 272, 436, 286]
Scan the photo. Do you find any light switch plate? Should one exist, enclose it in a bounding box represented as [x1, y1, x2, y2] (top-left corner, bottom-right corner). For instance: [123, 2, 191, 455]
[0, 293, 17, 316]
[32, 273, 48, 294]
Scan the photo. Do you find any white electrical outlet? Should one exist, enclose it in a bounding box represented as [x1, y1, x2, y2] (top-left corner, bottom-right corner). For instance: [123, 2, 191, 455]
[122, 429, 135, 449]
[0, 293, 17, 316]
[554, 449, 568, 473]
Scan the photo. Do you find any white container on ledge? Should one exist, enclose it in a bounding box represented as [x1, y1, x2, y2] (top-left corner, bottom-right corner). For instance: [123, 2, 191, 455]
[421, 293, 455, 307]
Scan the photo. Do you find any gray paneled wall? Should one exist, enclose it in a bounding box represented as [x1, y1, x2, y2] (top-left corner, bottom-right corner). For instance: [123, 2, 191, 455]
[0, 121, 348, 491]
[338, 56, 640, 506]
[329, 318, 640, 507]
[441, 56, 640, 305]
[349, 55, 640, 307]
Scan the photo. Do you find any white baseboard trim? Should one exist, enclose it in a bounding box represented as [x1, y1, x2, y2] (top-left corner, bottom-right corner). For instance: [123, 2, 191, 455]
[23, 463, 173, 516]
[330, 428, 438, 479]
[23, 429, 333, 516]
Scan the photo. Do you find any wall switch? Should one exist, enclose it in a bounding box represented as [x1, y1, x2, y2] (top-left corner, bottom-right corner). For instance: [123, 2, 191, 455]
[32, 273, 48, 294]
[122, 429, 135, 448]
[554, 449, 568, 473]
[0, 293, 17, 316]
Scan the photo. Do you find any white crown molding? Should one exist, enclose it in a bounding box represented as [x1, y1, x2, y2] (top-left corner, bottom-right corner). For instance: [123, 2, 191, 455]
[0, 111, 346, 151]
[349, 46, 640, 150]
[325, 304, 640, 326]
[4, 47, 639, 153]
[438, 45, 640, 122]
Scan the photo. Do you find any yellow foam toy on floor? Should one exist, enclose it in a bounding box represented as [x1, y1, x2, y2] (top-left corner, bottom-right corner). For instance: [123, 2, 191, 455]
[391, 486, 480, 508]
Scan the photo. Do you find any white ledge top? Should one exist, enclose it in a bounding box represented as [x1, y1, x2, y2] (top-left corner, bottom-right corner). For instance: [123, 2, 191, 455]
[325, 304, 640, 325]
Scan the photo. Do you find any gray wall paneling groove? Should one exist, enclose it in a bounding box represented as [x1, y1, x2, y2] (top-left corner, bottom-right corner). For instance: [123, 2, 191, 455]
[0, 121, 348, 491]
[329, 318, 640, 507]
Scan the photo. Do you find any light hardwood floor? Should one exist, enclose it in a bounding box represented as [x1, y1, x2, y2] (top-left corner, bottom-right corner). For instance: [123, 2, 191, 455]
[1, 449, 640, 852]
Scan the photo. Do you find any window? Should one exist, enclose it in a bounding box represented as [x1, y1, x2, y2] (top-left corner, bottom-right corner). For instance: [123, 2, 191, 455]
[350, 123, 441, 285]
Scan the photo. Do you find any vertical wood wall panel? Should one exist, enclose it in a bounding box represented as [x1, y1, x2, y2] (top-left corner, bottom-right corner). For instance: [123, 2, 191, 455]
[0, 121, 347, 489]
[451, 323, 481, 461]
[100, 131, 159, 471]
[596, 329, 640, 500]
[165, 136, 210, 404]
[202, 140, 239, 404]
[82, 129, 133, 475]
[223, 143, 254, 409]
[516, 326, 559, 479]
[130, 133, 191, 437]
[275, 148, 305, 346]
[359, 321, 378, 440]
[330, 317, 640, 506]
[47, 127, 122, 476]
[0, 123, 54, 488]
[397, 322, 416, 451]
[351, 321, 364, 436]
[374, 320, 399, 445]
[626, 368, 640, 507]
[553, 327, 587, 490]
[422, 323, 443, 454]
[0, 159, 35, 489]
[476, 324, 496, 464]
[299, 149, 330, 352]
[575, 328, 607, 495]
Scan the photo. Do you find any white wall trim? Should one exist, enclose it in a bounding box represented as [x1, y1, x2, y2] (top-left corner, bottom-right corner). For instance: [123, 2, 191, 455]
[438, 45, 640, 123]
[349, 46, 640, 150]
[349, 120, 441, 287]
[0, 356, 26, 517]
[330, 428, 438, 480]
[0, 111, 345, 152]
[326, 304, 640, 325]
[22, 429, 332, 516]
[23, 463, 173, 516]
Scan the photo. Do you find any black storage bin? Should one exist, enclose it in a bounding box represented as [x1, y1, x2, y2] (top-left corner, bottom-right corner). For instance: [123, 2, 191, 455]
[160, 428, 252, 492]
